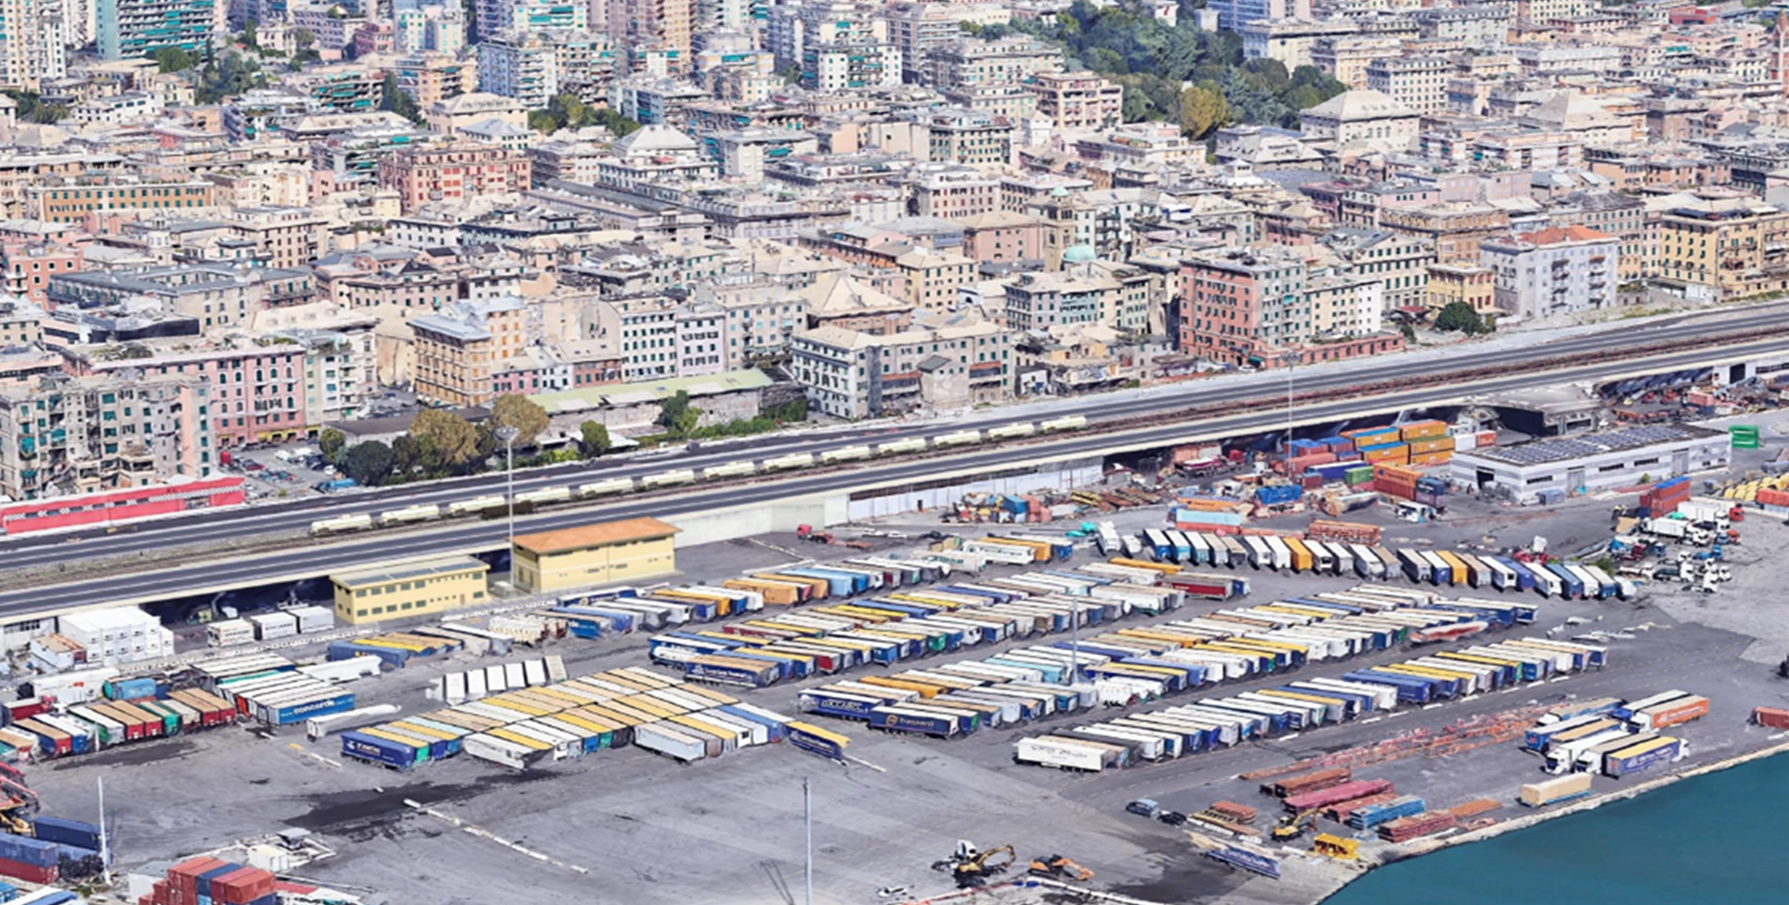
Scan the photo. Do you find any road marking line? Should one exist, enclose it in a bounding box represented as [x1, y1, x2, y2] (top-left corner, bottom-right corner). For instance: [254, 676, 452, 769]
[1549, 677, 1572, 683]
[1281, 733, 1299, 741]
[1385, 711, 1408, 718]
[1422, 703, 1443, 710]
[1360, 717, 1381, 724]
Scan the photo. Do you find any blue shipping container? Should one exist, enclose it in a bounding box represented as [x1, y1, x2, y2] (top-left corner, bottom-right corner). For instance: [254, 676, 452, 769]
[0, 834, 57, 867]
[341, 731, 417, 768]
[30, 816, 101, 850]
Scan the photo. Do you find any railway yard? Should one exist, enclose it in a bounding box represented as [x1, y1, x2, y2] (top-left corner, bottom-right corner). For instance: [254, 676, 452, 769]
[16, 457, 1789, 905]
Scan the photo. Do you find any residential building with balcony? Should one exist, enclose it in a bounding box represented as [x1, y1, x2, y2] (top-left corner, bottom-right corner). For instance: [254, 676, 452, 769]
[376, 142, 533, 213]
[1026, 71, 1122, 131]
[0, 373, 214, 500]
[410, 296, 530, 407]
[1652, 201, 1789, 302]
[790, 312, 1011, 418]
[1480, 225, 1619, 321]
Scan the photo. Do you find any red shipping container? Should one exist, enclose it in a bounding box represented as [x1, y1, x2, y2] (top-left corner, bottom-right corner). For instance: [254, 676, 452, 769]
[170, 856, 229, 897]
[0, 855, 58, 885]
[213, 866, 277, 904]
[1757, 489, 1789, 508]
[1752, 706, 1789, 730]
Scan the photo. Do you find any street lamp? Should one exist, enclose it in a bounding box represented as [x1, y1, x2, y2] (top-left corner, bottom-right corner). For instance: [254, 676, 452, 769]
[1279, 350, 1300, 474]
[495, 425, 520, 549]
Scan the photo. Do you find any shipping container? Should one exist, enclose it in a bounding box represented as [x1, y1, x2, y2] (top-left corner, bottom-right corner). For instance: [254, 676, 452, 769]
[1520, 772, 1595, 807]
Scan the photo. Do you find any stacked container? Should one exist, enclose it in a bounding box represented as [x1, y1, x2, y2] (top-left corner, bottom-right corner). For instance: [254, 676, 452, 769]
[144, 857, 277, 905]
[0, 834, 59, 884]
[1373, 465, 1421, 501]
[1640, 477, 1691, 517]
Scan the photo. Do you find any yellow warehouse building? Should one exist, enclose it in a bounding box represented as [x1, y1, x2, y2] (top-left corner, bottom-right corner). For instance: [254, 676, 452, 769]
[331, 556, 492, 624]
[511, 517, 680, 593]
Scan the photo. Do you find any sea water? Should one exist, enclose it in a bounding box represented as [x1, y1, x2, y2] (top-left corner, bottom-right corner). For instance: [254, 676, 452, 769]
[1323, 753, 1789, 905]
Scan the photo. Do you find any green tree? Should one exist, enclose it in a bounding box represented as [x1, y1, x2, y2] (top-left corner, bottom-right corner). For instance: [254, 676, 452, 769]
[596, 108, 641, 138]
[1178, 82, 1228, 140]
[318, 427, 346, 462]
[409, 408, 480, 471]
[294, 28, 315, 50]
[151, 46, 198, 73]
[380, 71, 424, 124]
[390, 434, 422, 476]
[341, 440, 394, 486]
[490, 394, 549, 447]
[579, 420, 612, 458]
[656, 390, 702, 440]
[240, 19, 260, 50]
[1435, 300, 1491, 335]
[527, 110, 559, 134]
[548, 92, 594, 128]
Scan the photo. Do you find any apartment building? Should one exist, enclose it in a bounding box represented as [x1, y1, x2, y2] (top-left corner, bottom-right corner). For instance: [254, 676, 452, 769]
[410, 296, 530, 407]
[48, 264, 315, 332]
[1179, 247, 1310, 367]
[1209, 0, 1310, 32]
[28, 181, 213, 225]
[1003, 262, 1151, 334]
[1425, 262, 1496, 314]
[1481, 225, 1619, 320]
[924, 37, 1062, 92]
[922, 108, 1014, 167]
[0, 373, 215, 500]
[376, 142, 532, 214]
[790, 314, 1011, 418]
[1026, 71, 1123, 132]
[801, 41, 903, 93]
[1652, 202, 1789, 302]
[393, 54, 478, 109]
[60, 330, 368, 446]
[1243, 18, 1358, 70]
[1365, 56, 1450, 116]
[1380, 203, 1511, 264]
[97, 0, 213, 60]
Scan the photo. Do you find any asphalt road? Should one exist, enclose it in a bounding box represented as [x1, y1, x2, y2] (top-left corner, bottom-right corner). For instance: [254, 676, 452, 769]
[4, 328, 1789, 616]
[7, 303, 1786, 575]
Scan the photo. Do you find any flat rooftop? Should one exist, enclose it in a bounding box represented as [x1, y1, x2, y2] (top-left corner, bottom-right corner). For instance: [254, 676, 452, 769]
[1462, 424, 1726, 467]
[330, 555, 489, 588]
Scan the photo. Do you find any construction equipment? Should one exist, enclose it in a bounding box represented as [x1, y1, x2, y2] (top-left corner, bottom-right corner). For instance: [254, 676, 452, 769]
[1313, 834, 1359, 861]
[1028, 854, 1094, 881]
[931, 841, 1015, 887]
[1271, 809, 1321, 841]
[0, 765, 37, 835]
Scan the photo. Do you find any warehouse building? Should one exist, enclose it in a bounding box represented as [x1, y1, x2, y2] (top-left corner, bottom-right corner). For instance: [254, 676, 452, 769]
[1452, 425, 1729, 501]
[511, 517, 681, 593]
[331, 556, 492, 624]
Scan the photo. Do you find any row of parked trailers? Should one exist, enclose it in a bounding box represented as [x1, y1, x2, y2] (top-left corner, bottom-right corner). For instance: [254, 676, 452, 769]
[1523, 691, 1706, 776]
[0, 687, 237, 759]
[337, 666, 846, 770]
[1125, 528, 1633, 600]
[648, 561, 1213, 690]
[1008, 635, 1608, 772]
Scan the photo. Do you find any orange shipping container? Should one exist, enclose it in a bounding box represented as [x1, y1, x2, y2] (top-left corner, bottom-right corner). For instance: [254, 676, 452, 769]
[1408, 437, 1455, 455]
[1373, 464, 1421, 484]
[1363, 446, 1409, 464]
[1476, 431, 1497, 448]
[1399, 420, 1449, 441]
[1409, 451, 1452, 467]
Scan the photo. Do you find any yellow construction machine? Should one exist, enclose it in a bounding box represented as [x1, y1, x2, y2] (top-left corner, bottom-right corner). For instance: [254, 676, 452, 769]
[1270, 808, 1321, 841]
[931, 840, 1015, 887]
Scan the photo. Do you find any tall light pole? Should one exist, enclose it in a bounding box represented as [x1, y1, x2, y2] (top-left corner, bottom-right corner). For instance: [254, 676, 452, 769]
[496, 425, 520, 549]
[1280, 350, 1299, 474]
[803, 776, 813, 905]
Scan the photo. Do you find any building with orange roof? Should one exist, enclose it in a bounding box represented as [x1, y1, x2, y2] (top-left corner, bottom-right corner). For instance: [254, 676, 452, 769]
[1479, 224, 1619, 321]
[510, 517, 681, 593]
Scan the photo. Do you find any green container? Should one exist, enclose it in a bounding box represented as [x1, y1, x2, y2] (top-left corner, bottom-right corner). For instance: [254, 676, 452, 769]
[1731, 425, 1760, 449]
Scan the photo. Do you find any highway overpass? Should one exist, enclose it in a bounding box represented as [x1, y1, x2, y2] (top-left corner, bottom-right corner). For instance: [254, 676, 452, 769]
[1, 328, 1785, 620]
[4, 301, 1787, 578]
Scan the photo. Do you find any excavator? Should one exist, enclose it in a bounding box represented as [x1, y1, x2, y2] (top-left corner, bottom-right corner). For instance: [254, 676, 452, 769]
[1270, 808, 1321, 842]
[931, 840, 1015, 887]
[0, 763, 38, 835]
[1028, 854, 1094, 881]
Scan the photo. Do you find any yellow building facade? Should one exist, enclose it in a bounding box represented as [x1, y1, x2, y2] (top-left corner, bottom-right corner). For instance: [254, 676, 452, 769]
[511, 517, 680, 593]
[1425, 262, 1496, 313]
[1654, 205, 1789, 300]
[331, 556, 491, 624]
